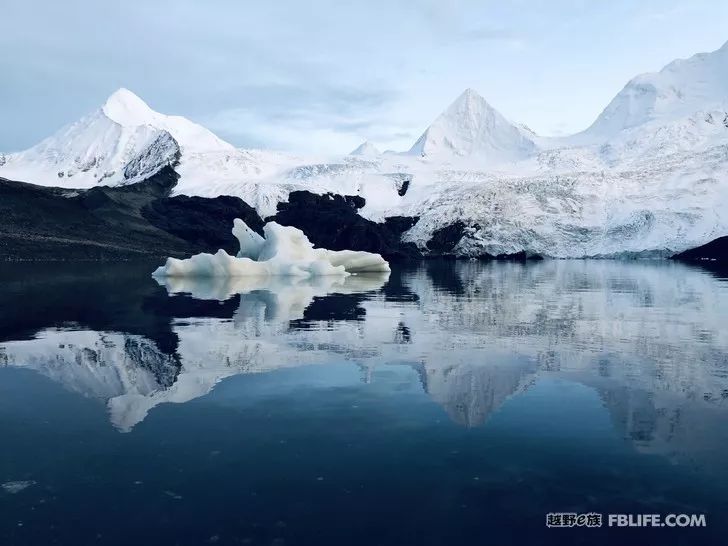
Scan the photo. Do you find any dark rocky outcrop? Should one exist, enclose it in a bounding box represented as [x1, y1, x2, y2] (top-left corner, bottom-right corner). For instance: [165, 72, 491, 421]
[426, 221, 468, 254]
[0, 167, 185, 260]
[1, 171, 424, 261]
[426, 221, 543, 260]
[383, 215, 419, 235]
[0, 166, 265, 260]
[673, 236, 728, 263]
[397, 179, 410, 197]
[269, 190, 421, 260]
[143, 195, 264, 255]
[476, 250, 543, 261]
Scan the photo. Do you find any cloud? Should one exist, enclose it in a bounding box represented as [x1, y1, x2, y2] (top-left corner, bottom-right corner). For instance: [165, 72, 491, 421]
[201, 82, 412, 153]
[459, 27, 527, 49]
[454, 27, 527, 51]
[205, 104, 417, 154]
[217, 83, 399, 122]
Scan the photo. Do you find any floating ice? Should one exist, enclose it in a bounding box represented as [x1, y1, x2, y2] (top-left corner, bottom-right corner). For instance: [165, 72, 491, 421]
[2, 481, 36, 494]
[153, 219, 390, 278]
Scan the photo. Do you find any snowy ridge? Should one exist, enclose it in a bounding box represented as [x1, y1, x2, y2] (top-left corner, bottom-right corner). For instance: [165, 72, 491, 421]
[3, 41, 728, 256]
[101, 88, 233, 153]
[581, 41, 728, 139]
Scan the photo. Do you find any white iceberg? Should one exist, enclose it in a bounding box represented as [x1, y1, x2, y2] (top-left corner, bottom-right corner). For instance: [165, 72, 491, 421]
[152, 219, 390, 278]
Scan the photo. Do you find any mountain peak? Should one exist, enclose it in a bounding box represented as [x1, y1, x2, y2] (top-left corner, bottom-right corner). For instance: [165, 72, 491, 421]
[457, 87, 484, 103]
[349, 141, 380, 156]
[102, 88, 156, 126]
[448, 88, 503, 122]
[99, 87, 234, 152]
[0, 87, 233, 188]
[446, 88, 496, 119]
[408, 88, 536, 161]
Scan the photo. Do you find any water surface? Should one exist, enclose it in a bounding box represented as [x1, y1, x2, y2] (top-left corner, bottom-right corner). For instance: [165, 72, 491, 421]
[1, 260, 727, 545]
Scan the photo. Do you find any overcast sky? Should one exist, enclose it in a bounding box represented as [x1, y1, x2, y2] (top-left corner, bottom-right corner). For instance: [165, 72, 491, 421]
[3, 0, 728, 153]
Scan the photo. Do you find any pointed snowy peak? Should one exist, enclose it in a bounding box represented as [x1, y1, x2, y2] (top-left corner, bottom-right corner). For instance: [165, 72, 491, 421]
[349, 140, 381, 157]
[456, 88, 487, 110]
[102, 88, 156, 126]
[0, 88, 234, 188]
[97, 87, 234, 153]
[409, 88, 536, 161]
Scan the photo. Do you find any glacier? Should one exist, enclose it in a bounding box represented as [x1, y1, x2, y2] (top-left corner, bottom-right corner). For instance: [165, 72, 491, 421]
[152, 218, 390, 278]
[3, 42, 728, 258]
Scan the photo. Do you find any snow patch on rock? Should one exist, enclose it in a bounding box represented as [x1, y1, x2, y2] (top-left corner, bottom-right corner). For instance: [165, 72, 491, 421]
[123, 131, 180, 182]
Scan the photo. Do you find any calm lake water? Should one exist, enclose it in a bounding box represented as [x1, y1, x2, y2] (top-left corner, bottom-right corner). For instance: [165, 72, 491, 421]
[0, 260, 727, 545]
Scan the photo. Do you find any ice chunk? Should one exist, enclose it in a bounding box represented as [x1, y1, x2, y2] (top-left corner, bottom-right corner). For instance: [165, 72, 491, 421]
[2, 481, 36, 494]
[153, 220, 390, 278]
[232, 218, 265, 260]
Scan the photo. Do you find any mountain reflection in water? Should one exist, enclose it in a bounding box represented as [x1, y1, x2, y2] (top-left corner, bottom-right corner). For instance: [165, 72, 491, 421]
[2, 260, 728, 545]
[0, 261, 725, 460]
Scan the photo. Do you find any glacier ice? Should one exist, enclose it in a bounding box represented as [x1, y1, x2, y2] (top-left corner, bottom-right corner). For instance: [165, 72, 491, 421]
[152, 219, 390, 278]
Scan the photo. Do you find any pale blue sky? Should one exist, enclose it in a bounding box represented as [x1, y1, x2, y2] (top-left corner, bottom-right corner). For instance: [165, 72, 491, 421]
[2, 0, 727, 153]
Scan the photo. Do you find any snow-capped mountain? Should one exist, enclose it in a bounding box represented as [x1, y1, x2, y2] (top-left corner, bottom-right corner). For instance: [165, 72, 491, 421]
[408, 88, 537, 162]
[3, 41, 728, 257]
[582, 41, 728, 139]
[0, 88, 233, 188]
[349, 141, 381, 157]
[562, 40, 728, 168]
